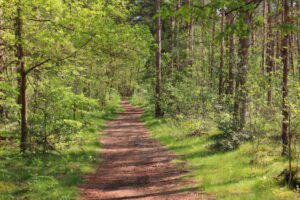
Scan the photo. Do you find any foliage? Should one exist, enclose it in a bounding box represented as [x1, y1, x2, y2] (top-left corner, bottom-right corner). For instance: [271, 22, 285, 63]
[210, 112, 246, 151]
[0, 0, 299, 198]
[0, 0, 151, 198]
[0, 0, 152, 152]
[0, 98, 122, 200]
[141, 111, 300, 200]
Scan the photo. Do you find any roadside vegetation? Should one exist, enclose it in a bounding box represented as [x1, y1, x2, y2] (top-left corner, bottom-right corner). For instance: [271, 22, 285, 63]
[132, 95, 300, 200]
[0, 95, 122, 200]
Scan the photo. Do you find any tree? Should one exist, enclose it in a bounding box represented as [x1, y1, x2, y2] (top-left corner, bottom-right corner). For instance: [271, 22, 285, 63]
[210, 12, 216, 81]
[266, 0, 274, 104]
[281, 0, 290, 155]
[0, 7, 5, 119]
[297, 0, 300, 80]
[176, 0, 182, 71]
[219, 8, 225, 97]
[187, 0, 194, 68]
[15, 0, 27, 152]
[226, 13, 235, 95]
[261, 0, 267, 74]
[155, 0, 163, 117]
[233, 0, 256, 130]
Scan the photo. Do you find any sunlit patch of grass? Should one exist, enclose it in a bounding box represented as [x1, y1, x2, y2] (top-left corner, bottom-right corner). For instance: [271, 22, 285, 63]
[141, 111, 300, 200]
[0, 102, 123, 200]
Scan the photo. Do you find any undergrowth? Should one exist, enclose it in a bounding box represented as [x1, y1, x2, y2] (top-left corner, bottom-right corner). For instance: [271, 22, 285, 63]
[0, 98, 123, 200]
[140, 111, 300, 200]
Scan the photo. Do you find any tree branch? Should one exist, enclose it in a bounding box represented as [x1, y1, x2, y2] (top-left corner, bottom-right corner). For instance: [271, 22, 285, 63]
[225, 0, 263, 16]
[25, 58, 51, 75]
[25, 36, 94, 75]
[28, 18, 51, 22]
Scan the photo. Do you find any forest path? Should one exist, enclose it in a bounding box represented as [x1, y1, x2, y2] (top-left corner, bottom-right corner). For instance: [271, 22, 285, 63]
[80, 100, 214, 200]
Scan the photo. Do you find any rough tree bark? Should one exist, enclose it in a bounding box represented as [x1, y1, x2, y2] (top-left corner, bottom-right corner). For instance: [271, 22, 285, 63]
[227, 13, 235, 95]
[281, 0, 290, 155]
[275, 31, 281, 72]
[266, 0, 274, 104]
[275, 0, 282, 72]
[219, 8, 225, 97]
[187, 0, 194, 51]
[261, 0, 267, 74]
[187, 0, 194, 69]
[297, 0, 300, 80]
[176, 0, 181, 71]
[155, 0, 162, 117]
[210, 13, 216, 81]
[289, 0, 294, 75]
[234, 0, 253, 130]
[15, 0, 28, 152]
[0, 8, 4, 119]
[171, 15, 175, 76]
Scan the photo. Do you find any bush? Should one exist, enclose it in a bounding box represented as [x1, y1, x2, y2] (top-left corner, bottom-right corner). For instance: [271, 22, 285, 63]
[28, 80, 100, 152]
[210, 112, 251, 151]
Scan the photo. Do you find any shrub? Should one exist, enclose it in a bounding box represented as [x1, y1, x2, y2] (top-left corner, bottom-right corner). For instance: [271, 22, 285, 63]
[210, 112, 251, 151]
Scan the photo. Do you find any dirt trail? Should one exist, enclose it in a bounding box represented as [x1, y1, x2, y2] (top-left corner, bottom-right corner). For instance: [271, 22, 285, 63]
[80, 101, 214, 200]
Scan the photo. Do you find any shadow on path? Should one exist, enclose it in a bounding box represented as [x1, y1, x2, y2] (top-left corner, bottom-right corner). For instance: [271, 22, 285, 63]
[80, 100, 215, 200]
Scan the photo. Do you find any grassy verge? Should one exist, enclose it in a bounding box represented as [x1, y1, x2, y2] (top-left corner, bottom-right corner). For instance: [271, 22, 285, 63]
[140, 110, 300, 200]
[0, 100, 123, 200]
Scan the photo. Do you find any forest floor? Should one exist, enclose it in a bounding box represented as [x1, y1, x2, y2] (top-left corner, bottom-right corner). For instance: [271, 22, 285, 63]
[136, 107, 300, 200]
[80, 100, 215, 200]
[0, 102, 121, 200]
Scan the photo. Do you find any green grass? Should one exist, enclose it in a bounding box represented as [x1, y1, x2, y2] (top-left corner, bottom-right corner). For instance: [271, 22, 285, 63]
[141, 111, 300, 200]
[0, 102, 123, 200]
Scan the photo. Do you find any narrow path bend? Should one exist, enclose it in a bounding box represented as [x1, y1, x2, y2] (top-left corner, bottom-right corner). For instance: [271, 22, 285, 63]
[80, 101, 214, 200]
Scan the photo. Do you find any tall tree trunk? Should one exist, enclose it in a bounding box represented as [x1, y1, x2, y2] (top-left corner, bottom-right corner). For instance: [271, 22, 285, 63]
[187, 0, 194, 69]
[289, 34, 294, 75]
[281, 0, 290, 155]
[0, 8, 4, 119]
[266, 0, 274, 104]
[289, 0, 294, 75]
[176, 0, 181, 71]
[86, 65, 92, 98]
[261, 0, 267, 74]
[155, 0, 162, 117]
[0, 75, 4, 120]
[251, 25, 256, 52]
[171, 16, 175, 77]
[227, 13, 235, 95]
[275, 31, 281, 72]
[187, 0, 193, 51]
[234, 1, 252, 130]
[298, 43, 300, 80]
[210, 14, 216, 81]
[296, 1, 300, 78]
[219, 8, 225, 97]
[15, 0, 28, 152]
[275, 0, 282, 72]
